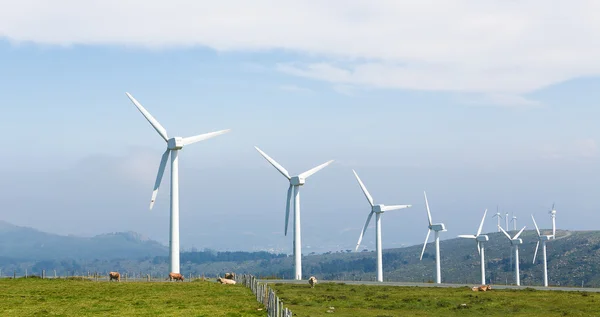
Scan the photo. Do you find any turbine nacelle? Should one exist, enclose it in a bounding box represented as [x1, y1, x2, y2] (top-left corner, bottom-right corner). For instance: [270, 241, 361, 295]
[290, 176, 306, 186]
[429, 223, 446, 232]
[167, 137, 184, 150]
[539, 235, 552, 241]
[372, 205, 384, 213]
[476, 235, 489, 242]
[510, 238, 523, 245]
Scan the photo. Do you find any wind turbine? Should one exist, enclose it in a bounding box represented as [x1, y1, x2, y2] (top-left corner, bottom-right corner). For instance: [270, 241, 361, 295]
[126, 92, 230, 274]
[419, 191, 446, 284]
[532, 215, 553, 287]
[549, 203, 557, 238]
[510, 213, 518, 231]
[458, 209, 489, 285]
[499, 225, 526, 286]
[254, 146, 333, 280]
[492, 206, 503, 232]
[505, 211, 509, 231]
[353, 170, 412, 282]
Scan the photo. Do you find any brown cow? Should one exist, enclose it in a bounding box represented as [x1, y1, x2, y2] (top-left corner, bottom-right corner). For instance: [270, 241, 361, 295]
[109, 272, 120, 282]
[217, 277, 237, 285]
[169, 272, 184, 282]
[308, 276, 317, 288]
[224, 272, 235, 280]
[471, 284, 492, 292]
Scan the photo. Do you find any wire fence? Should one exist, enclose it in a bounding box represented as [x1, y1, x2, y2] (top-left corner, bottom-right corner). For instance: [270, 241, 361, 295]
[235, 274, 293, 317]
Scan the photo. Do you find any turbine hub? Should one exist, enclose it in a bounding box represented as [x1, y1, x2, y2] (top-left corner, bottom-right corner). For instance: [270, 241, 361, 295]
[540, 235, 551, 241]
[431, 223, 446, 232]
[476, 235, 489, 242]
[511, 238, 523, 245]
[290, 176, 305, 186]
[168, 137, 184, 150]
[372, 205, 384, 213]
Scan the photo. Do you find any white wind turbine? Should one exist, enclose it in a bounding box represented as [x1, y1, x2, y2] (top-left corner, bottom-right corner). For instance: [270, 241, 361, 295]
[505, 212, 509, 231]
[499, 225, 526, 286]
[126, 92, 230, 274]
[532, 215, 553, 287]
[549, 203, 557, 238]
[353, 170, 412, 282]
[492, 206, 503, 232]
[254, 146, 333, 280]
[458, 209, 489, 285]
[419, 191, 447, 284]
[510, 213, 518, 231]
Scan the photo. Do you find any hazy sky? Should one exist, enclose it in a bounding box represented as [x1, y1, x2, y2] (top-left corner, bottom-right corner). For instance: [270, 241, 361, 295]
[1, 1, 599, 253]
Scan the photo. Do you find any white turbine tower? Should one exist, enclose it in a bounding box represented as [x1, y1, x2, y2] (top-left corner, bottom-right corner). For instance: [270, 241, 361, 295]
[353, 170, 412, 282]
[492, 206, 503, 232]
[254, 146, 333, 280]
[499, 225, 526, 286]
[549, 203, 557, 238]
[505, 212, 509, 231]
[458, 209, 489, 285]
[419, 191, 447, 284]
[126, 92, 230, 274]
[532, 215, 553, 287]
[510, 213, 518, 231]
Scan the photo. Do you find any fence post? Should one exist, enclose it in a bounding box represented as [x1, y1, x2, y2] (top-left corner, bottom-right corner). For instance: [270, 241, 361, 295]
[13, 271, 16, 279]
[42, 270, 46, 279]
[25, 269, 28, 278]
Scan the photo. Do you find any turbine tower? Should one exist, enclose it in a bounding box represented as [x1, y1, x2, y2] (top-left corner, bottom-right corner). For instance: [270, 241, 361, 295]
[254, 146, 333, 280]
[458, 209, 489, 285]
[126, 92, 230, 274]
[353, 170, 412, 282]
[549, 203, 557, 238]
[499, 225, 526, 286]
[419, 191, 447, 284]
[532, 215, 553, 287]
[492, 206, 503, 232]
[505, 211, 509, 231]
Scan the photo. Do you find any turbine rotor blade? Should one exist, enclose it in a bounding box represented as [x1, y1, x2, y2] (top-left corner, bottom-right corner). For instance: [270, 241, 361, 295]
[499, 226, 512, 240]
[533, 241, 540, 264]
[254, 146, 290, 179]
[182, 129, 231, 146]
[531, 215, 541, 237]
[284, 185, 293, 236]
[150, 149, 170, 210]
[514, 226, 527, 239]
[419, 229, 432, 261]
[424, 191, 433, 226]
[352, 170, 374, 207]
[381, 205, 412, 212]
[355, 212, 374, 251]
[298, 160, 334, 179]
[477, 209, 488, 236]
[477, 241, 481, 255]
[126, 92, 169, 142]
[458, 235, 476, 239]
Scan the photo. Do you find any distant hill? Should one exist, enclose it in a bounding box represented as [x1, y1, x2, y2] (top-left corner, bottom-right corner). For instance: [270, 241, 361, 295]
[0, 221, 167, 262]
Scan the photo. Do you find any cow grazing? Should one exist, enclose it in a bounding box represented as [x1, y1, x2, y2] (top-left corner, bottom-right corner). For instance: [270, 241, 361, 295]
[224, 272, 235, 280]
[308, 276, 317, 288]
[217, 277, 237, 285]
[169, 272, 184, 282]
[471, 285, 492, 292]
[108, 272, 121, 282]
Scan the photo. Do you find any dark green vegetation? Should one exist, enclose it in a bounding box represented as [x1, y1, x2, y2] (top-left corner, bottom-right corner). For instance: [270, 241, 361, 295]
[270, 282, 599, 317]
[0, 278, 264, 316]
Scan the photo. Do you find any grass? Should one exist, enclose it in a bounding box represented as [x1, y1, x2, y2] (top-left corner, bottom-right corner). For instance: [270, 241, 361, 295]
[269, 282, 599, 317]
[0, 278, 265, 316]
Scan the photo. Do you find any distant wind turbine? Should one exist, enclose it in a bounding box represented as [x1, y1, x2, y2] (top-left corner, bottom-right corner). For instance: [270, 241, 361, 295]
[254, 146, 333, 280]
[126, 92, 230, 274]
[458, 209, 489, 285]
[492, 206, 503, 232]
[499, 225, 526, 286]
[532, 215, 553, 287]
[353, 170, 412, 282]
[510, 213, 518, 231]
[419, 191, 447, 284]
[549, 203, 557, 238]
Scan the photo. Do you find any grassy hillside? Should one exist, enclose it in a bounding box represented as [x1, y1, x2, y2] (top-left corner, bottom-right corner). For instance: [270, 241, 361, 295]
[269, 282, 598, 317]
[0, 278, 264, 316]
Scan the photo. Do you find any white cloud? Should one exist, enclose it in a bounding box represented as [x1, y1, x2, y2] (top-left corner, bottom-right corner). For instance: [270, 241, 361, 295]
[540, 138, 599, 160]
[1, 1, 600, 94]
[456, 93, 542, 107]
[278, 84, 313, 93]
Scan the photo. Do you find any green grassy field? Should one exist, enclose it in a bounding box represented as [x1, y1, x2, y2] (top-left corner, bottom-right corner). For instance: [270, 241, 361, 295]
[269, 282, 599, 317]
[0, 278, 264, 316]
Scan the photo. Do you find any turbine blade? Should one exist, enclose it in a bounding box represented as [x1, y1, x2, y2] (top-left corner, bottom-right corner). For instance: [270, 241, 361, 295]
[419, 229, 432, 261]
[424, 191, 433, 226]
[477, 241, 481, 255]
[381, 205, 411, 212]
[284, 185, 293, 236]
[150, 149, 170, 210]
[531, 215, 541, 237]
[182, 129, 231, 146]
[352, 170, 374, 207]
[513, 226, 526, 239]
[126, 92, 169, 142]
[299, 160, 334, 179]
[499, 226, 512, 240]
[355, 212, 374, 251]
[458, 235, 476, 239]
[533, 241, 540, 264]
[477, 209, 488, 236]
[254, 146, 290, 179]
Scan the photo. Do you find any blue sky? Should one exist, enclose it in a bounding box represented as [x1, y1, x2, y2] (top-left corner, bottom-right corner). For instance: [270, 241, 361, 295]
[1, 2, 599, 253]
